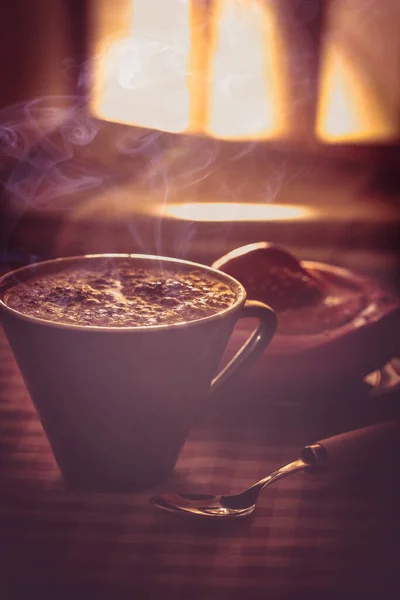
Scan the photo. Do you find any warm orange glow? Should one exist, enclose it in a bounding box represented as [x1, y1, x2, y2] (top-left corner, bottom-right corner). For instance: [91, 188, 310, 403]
[91, 0, 397, 143]
[91, 0, 288, 140]
[316, 0, 397, 143]
[207, 0, 287, 140]
[157, 203, 312, 222]
[92, 0, 191, 133]
[317, 47, 395, 143]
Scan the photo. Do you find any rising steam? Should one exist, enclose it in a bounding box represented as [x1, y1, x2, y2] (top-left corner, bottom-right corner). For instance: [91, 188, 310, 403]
[0, 93, 236, 261]
[0, 87, 297, 264]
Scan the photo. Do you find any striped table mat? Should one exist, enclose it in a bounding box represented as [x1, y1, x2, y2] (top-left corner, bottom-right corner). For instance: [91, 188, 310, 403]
[0, 330, 399, 600]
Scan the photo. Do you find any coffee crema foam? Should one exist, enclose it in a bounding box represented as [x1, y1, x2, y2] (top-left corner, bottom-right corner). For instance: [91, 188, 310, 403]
[3, 261, 237, 327]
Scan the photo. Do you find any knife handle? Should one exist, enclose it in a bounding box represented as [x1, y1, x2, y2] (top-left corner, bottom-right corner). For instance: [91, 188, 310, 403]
[301, 421, 400, 471]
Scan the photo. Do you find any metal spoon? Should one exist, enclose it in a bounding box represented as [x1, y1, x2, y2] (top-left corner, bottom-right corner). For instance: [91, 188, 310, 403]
[150, 421, 399, 519]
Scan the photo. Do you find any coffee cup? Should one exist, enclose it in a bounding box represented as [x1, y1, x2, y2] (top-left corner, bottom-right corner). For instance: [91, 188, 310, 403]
[0, 254, 276, 490]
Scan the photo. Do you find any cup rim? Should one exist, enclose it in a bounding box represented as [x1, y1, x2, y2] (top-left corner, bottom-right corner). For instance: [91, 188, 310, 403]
[0, 253, 246, 332]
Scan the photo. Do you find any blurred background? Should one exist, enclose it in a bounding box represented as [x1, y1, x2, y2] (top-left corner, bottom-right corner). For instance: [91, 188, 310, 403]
[0, 0, 399, 288]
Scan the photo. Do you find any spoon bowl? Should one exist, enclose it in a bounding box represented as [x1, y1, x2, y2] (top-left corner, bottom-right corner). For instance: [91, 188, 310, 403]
[150, 492, 257, 518]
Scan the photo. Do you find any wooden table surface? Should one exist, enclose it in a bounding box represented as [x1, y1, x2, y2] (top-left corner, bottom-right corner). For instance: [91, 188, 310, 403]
[0, 326, 399, 600]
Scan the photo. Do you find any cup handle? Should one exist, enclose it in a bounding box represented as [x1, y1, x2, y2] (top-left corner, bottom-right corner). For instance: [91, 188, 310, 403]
[209, 300, 277, 397]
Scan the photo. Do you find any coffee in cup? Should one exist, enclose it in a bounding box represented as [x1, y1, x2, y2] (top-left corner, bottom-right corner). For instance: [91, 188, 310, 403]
[3, 259, 237, 327]
[0, 254, 276, 491]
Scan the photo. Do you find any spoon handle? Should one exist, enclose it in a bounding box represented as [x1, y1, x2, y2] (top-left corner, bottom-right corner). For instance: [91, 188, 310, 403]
[301, 420, 400, 472]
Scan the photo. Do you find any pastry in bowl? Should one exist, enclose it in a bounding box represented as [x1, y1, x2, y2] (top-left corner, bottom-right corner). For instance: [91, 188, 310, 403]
[212, 243, 400, 392]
